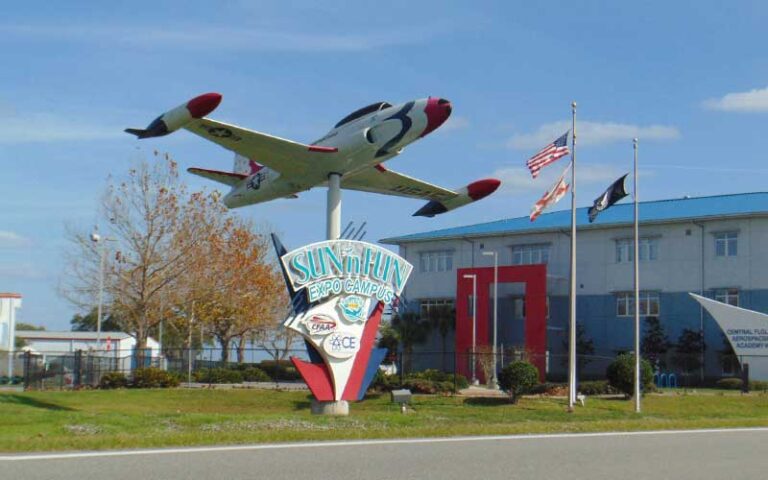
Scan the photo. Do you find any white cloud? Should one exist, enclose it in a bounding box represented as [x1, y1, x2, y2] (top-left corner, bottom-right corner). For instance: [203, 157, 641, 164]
[492, 163, 627, 196]
[702, 86, 768, 112]
[0, 24, 436, 53]
[0, 231, 29, 248]
[0, 112, 121, 144]
[507, 120, 680, 150]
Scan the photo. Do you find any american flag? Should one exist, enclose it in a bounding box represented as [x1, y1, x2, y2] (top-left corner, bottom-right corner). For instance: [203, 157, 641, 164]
[530, 164, 570, 221]
[526, 131, 570, 178]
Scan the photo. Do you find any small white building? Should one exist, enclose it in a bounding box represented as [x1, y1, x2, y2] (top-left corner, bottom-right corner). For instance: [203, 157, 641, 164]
[15, 331, 160, 357]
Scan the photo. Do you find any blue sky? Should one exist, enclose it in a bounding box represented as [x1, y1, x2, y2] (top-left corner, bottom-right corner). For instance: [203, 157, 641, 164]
[2, 0, 767, 329]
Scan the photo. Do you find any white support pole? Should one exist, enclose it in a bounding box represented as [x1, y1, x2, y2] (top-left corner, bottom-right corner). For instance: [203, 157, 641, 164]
[463, 273, 478, 385]
[472, 275, 477, 385]
[97, 244, 106, 350]
[634, 138, 641, 413]
[327, 173, 342, 240]
[568, 101, 578, 410]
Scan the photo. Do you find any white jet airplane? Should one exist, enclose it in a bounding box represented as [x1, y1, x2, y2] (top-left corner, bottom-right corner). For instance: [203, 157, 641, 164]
[125, 93, 500, 216]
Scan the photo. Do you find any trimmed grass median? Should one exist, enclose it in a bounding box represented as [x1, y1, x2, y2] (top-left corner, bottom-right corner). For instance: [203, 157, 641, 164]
[1, 389, 767, 452]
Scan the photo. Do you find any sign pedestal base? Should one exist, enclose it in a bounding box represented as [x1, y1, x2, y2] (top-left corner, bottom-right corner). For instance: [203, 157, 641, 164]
[311, 399, 349, 416]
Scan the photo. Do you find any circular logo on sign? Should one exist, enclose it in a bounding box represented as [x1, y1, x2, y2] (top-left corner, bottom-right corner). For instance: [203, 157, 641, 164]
[303, 314, 338, 336]
[323, 331, 361, 359]
[338, 295, 367, 323]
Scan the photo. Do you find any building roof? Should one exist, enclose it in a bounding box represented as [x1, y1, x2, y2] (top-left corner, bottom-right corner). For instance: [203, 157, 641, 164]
[381, 192, 768, 244]
[15, 331, 133, 340]
[0, 293, 22, 298]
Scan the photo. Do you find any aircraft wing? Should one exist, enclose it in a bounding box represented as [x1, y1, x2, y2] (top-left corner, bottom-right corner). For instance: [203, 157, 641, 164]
[342, 165, 501, 217]
[184, 118, 329, 176]
[187, 167, 246, 187]
[341, 165, 457, 201]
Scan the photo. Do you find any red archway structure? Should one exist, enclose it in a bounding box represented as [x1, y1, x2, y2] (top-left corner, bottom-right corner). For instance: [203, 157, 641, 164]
[455, 265, 547, 380]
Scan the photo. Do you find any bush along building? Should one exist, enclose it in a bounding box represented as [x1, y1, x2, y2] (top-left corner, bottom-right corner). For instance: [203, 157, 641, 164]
[381, 192, 768, 384]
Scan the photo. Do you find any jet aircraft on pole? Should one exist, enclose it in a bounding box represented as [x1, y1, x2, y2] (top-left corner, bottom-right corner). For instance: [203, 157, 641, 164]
[125, 93, 500, 217]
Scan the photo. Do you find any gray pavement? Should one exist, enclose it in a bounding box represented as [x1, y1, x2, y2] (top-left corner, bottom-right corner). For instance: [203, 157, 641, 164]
[2, 428, 767, 480]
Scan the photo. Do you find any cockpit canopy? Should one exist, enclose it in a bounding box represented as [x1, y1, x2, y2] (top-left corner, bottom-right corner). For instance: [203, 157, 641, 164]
[334, 102, 392, 129]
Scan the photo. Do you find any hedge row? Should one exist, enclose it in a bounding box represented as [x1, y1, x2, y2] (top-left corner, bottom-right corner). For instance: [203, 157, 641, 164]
[99, 368, 181, 389]
[715, 377, 768, 391]
[369, 369, 470, 394]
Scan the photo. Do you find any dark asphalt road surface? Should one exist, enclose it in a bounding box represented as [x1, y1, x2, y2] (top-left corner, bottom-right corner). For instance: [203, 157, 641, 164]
[2, 429, 766, 480]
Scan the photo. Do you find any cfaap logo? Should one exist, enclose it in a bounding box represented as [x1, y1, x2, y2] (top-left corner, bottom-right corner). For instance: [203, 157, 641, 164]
[323, 331, 360, 359]
[338, 295, 368, 323]
[303, 314, 337, 336]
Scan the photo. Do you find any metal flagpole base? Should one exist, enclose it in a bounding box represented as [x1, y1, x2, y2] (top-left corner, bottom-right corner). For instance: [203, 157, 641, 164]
[311, 400, 349, 416]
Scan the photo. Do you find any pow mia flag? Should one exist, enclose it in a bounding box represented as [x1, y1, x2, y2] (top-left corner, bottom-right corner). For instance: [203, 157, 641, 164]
[588, 174, 629, 223]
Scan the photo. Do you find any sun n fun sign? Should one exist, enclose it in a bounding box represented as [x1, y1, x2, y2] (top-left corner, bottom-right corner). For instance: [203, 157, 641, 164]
[277, 240, 412, 402]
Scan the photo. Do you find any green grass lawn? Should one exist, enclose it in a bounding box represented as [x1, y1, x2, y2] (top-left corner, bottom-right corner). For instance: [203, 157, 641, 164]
[1, 389, 767, 452]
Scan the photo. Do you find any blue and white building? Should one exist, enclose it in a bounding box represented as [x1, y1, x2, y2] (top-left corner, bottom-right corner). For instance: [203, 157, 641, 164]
[381, 192, 768, 381]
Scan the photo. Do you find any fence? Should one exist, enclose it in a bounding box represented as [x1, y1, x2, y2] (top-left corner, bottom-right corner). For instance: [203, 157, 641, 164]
[12, 347, 767, 390]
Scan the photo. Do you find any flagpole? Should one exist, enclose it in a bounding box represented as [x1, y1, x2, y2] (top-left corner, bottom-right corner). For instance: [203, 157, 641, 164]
[568, 101, 577, 411]
[633, 137, 641, 413]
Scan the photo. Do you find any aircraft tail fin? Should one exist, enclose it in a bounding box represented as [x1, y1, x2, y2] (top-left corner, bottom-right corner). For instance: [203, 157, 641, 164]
[234, 154, 264, 176]
[187, 167, 246, 187]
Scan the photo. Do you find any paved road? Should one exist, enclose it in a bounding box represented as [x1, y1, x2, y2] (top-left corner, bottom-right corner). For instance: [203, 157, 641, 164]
[2, 428, 767, 480]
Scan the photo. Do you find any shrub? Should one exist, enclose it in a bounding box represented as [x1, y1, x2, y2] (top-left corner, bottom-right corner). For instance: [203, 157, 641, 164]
[606, 354, 653, 398]
[241, 367, 271, 382]
[498, 361, 539, 403]
[132, 367, 180, 388]
[402, 378, 438, 394]
[193, 368, 244, 384]
[409, 369, 470, 390]
[751, 380, 768, 391]
[530, 382, 568, 395]
[578, 380, 619, 396]
[715, 378, 743, 390]
[258, 360, 301, 381]
[368, 370, 400, 393]
[99, 372, 128, 389]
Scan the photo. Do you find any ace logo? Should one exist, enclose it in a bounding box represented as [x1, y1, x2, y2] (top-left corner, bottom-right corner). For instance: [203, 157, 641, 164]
[323, 331, 360, 359]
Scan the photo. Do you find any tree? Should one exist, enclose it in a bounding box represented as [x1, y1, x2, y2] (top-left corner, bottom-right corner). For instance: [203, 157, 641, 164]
[376, 324, 400, 364]
[641, 316, 669, 370]
[253, 324, 302, 362]
[70, 308, 122, 332]
[185, 223, 286, 364]
[61, 154, 228, 356]
[390, 311, 430, 373]
[498, 361, 539, 403]
[14, 322, 44, 349]
[561, 323, 595, 371]
[606, 353, 654, 399]
[426, 305, 455, 371]
[673, 328, 706, 376]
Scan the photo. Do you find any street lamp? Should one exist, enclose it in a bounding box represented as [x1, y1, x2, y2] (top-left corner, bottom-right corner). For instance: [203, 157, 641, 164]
[90, 227, 115, 350]
[482, 250, 499, 388]
[463, 274, 478, 385]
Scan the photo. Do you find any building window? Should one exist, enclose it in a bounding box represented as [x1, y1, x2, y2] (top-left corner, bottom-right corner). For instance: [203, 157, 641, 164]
[419, 250, 454, 272]
[616, 291, 660, 317]
[615, 238, 658, 263]
[510, 296, 549, 319]
[419, 299, 454, 318]
[714, 232, 738, 257]
[714, 288, 739, 306]
[511, 244, 550, 265]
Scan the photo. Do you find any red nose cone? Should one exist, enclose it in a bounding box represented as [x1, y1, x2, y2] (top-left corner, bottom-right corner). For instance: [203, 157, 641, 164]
[467, 178, 501, 201]
[186, 92, 223, 118]
[421, 97, 452, 137]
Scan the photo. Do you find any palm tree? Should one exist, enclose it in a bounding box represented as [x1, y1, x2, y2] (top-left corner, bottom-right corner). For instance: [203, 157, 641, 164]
[391, 311, 430, 373]
[427, 305, 455, 371]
